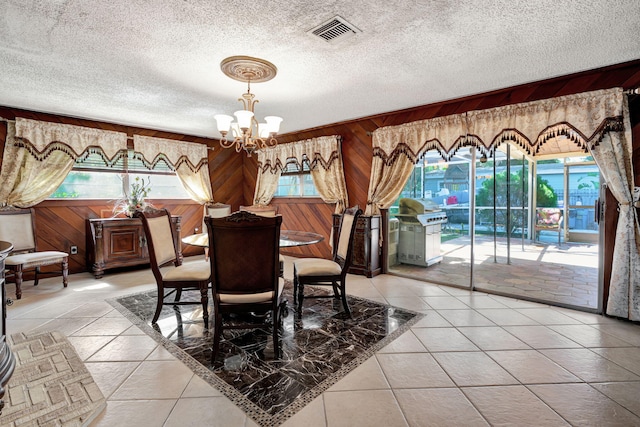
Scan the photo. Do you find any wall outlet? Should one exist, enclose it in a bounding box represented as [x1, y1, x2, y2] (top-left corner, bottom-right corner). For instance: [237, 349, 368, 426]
[70, 245, 78, 255]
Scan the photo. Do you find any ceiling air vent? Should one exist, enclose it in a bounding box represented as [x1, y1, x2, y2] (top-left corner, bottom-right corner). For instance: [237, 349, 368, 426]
[308, 16, 361, 43]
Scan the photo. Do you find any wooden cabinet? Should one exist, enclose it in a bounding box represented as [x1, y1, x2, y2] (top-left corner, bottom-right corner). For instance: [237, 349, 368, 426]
[0, 241, 15, 414]
[87, 216, 181, 278]
[333, 214, 381, 278]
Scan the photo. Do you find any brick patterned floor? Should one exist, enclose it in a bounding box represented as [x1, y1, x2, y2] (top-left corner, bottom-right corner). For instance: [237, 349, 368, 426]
[0, 331, 105, 427]
[390, 235, 599, 309]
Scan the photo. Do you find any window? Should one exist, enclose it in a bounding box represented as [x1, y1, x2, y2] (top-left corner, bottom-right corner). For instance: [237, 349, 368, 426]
[49, 150, 190, 199]
[274, 160, 319, 197]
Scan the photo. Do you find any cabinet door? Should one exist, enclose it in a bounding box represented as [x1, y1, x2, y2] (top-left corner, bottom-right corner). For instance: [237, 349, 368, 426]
[103, 224, 145, 263]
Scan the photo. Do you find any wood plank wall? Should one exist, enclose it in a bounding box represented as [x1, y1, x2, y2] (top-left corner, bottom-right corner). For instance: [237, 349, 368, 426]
[1, 59, 640, 294]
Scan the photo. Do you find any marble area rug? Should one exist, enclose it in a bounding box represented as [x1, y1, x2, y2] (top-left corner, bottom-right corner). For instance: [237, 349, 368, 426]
[108, 282, 422, 427]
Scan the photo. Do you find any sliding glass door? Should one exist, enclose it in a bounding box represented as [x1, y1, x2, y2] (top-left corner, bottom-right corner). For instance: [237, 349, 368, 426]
[386, 146, 602, 312]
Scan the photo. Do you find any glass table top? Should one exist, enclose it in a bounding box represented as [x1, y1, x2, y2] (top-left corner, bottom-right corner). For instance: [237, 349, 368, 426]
[182, 230, 324, 248]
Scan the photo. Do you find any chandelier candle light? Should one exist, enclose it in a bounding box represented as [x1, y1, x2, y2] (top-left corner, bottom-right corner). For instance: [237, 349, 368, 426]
[214, 56, 283, 156]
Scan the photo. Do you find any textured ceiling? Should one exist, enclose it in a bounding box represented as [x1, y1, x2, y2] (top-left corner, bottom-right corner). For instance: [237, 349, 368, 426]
[1, 0, 640, 138]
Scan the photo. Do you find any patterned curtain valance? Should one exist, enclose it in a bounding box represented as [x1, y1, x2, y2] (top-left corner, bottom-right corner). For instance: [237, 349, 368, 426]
[257, 135, 341, 173]
[372, 88, 626, 163]
[132, 135, 208, 172]
[14, 118, 128, 164]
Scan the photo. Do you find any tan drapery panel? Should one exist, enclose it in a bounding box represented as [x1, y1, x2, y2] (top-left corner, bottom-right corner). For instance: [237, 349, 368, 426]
[588, 98, 640, 320]
[133, 135, 213, 204]
[0, 118, 128, 207]
[255, 135, 348, 213]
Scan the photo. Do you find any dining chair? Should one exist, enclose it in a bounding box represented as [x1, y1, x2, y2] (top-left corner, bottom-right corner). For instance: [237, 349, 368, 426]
[203, 202, 231, 261]
[0, 206, 68, 299]
[239, 204, 284, 277]
[205, 210, 286, 362]
[293, 206, 362, 315]
[135, 208, 210, 325]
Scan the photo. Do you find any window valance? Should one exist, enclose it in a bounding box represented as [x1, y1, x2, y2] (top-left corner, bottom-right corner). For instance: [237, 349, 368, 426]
[132, 135, 208, 172]
[14, 118, 128, 164]
[372, 88, 626, 163]
[256, 135, 342, 173]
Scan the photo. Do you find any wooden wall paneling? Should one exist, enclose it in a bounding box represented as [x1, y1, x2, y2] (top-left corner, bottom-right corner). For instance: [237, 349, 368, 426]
[272, 198, 333, 259]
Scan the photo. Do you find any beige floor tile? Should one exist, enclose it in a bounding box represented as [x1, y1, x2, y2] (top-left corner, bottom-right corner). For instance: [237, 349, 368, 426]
[146, 345, 179, 361]
[87, 334, 158, 362]
[457, 326, 530, 351]
[540, 348, 640, 382]
[503, 325, 582, 349]
[111, 360, 194, 399]
[395, 388, 489, 426]
[72, 316, 134, 336]
[412, 327, 479, 352]
[85, 361, 140, 398]
[454, 295, 509, 309]
[28, 317, 96, 336]
[422, 296, 470, 310]
[68, 335, 116, 360]
[90, 399, 175, 427]
[549, 324, 635, 348]
[592, 382, 640, 417]
[377, 353, 455, 388]
[593, 322, 640, 346]
[463, 385, 569, 426]
[410, 310, 451, 327]
[181, 375, 223, 398]
[5, 318, 50, 334]
[164, 396, 248, 427]
[474, 308, 541, 326]
[11, 301, 80, 319]
[432, 352, 517, 387]
[528, 383, 640, 426]
[60, 301, 115, 318]
[121, 324, 146, 335]
[378, 330, 427, 353]
[437, 309, 495, 327]
[515, 308, 584, 325]
[328, 357, 390, 391]
[592, 347, 640, 376]
[384, 296, 432, 312]
[281, 395, 326, 427]
[323, 389, 408, 427]
[486, 350, 581, 384]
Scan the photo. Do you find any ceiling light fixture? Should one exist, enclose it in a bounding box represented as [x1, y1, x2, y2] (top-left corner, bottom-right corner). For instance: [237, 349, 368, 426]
[214, 56, 282, 157]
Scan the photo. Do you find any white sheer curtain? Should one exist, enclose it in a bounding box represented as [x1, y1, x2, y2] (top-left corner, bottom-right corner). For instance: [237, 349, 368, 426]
[133, 135, 213, 204]
[0, 118, 128, 207]
[255, 135, 348, 213]
[367, 87, 638, 320]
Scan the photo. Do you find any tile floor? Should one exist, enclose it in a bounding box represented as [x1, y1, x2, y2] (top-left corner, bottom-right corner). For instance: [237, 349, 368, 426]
[5, 256, 640, 427]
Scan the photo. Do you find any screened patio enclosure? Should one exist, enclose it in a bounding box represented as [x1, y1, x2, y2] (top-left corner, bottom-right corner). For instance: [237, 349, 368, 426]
[387, 145, 602, 311]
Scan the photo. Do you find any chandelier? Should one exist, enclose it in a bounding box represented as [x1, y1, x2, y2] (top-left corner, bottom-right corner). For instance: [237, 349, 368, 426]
[214, 56, 283, 156]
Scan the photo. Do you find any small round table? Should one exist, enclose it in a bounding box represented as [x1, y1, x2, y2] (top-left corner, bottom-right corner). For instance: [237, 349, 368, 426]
[181, 230, 324, 248]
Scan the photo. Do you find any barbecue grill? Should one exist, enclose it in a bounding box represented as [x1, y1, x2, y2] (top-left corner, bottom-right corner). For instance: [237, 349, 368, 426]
[395, 198, 447, 267]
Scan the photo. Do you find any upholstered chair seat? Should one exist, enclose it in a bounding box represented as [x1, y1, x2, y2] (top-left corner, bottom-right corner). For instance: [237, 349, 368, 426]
[0, 207, 69, 299]
[293, 258, 342, 276]
[135, 208, 210, 325]
[293, 206, 362, 315]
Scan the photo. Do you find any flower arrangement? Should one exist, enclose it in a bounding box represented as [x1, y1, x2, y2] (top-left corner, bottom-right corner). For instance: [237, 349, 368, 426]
[113, 176, 152, 217]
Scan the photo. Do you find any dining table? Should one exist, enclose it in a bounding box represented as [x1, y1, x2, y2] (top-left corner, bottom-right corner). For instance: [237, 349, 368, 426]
[181, 230, 324, 248]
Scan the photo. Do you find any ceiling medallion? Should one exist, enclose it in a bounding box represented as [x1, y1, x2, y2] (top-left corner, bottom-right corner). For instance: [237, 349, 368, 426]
[214, 56, 282, 157]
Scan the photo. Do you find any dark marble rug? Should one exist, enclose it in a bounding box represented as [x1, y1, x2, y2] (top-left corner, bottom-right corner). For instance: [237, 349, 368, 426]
[108, 282, 422, 426]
